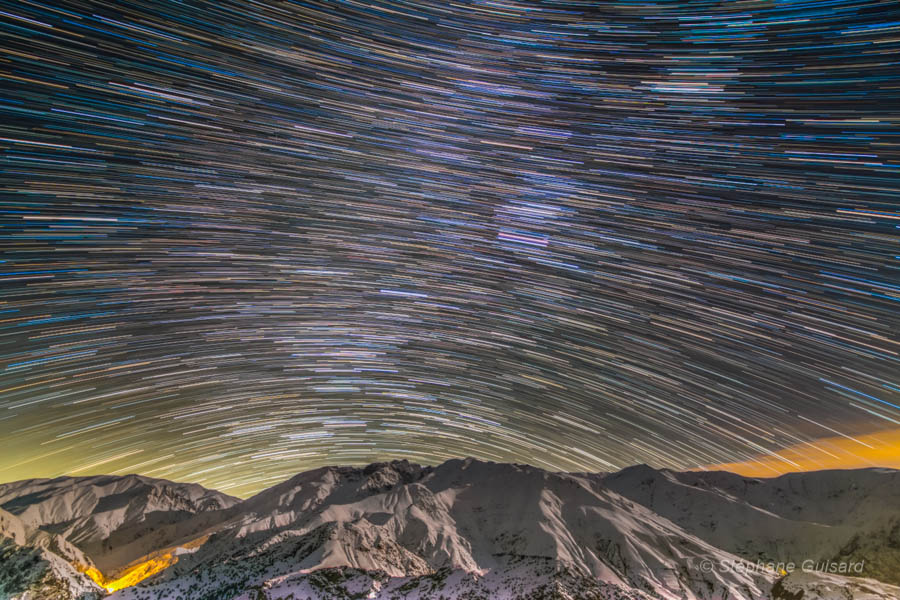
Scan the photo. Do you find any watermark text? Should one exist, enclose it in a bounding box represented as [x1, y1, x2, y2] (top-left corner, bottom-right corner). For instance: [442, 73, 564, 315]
[694, 558, 865, 576]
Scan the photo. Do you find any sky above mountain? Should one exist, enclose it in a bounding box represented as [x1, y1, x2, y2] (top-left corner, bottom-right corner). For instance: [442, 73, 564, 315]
[0, 0, 898, 498]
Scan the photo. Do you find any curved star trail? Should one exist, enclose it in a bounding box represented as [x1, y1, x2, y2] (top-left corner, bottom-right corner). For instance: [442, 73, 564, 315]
[1, 0, 898, 497]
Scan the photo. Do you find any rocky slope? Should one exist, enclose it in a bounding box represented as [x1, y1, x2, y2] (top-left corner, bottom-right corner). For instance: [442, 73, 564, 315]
[0, 507, 101, 600]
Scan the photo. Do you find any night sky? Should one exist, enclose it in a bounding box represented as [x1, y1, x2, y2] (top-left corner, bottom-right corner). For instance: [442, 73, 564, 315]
[1, 0, 898, 497]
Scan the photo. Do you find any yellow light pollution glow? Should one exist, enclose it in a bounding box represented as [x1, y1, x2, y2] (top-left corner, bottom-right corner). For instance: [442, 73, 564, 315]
[81, 554, 177, 593]
[701, 427, 900, 477]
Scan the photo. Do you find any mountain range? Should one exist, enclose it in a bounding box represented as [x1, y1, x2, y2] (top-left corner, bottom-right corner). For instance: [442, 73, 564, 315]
[1, 459, 898, 600]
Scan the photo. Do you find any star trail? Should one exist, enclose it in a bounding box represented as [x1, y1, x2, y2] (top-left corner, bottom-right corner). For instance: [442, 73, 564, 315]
[1, 0, 899, 497]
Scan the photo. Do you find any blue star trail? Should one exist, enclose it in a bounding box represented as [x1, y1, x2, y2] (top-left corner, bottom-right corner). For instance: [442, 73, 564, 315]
[0, 0, 898, 496]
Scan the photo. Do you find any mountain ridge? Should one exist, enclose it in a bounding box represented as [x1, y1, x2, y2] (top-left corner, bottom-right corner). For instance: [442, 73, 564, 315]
[1, 459, 898, 600]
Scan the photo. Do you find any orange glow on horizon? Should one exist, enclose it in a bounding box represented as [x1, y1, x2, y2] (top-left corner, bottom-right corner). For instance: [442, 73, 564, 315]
[699, 427, 900, 477]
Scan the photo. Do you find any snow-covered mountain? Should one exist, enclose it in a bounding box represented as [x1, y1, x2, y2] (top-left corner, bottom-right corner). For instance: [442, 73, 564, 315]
[0, 507, 102, 600]
[1, 460, 897, 600]
[601, 465, 900, 586]
[0, 474, 239, 599]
